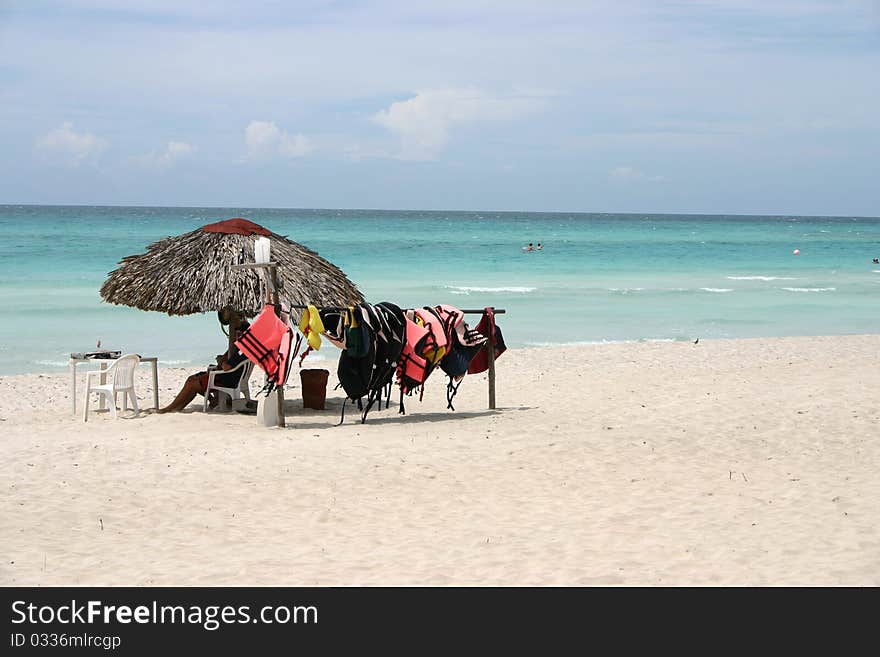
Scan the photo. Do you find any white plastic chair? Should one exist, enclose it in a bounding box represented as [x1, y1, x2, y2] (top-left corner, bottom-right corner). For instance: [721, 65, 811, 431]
[204, 359, 254, 412]
[82, 354, 141, 422]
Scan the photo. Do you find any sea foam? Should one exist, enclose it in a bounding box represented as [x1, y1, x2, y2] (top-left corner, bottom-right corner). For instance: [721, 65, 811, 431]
[445, 285, 536, 294]
[35, 359, 69, 367]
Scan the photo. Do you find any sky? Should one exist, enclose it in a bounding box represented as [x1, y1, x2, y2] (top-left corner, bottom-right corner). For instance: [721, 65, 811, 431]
[1, 0, 878, 215]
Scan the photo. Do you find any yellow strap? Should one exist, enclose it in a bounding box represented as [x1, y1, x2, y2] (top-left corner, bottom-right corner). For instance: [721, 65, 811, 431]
[298, 305, 324, 351]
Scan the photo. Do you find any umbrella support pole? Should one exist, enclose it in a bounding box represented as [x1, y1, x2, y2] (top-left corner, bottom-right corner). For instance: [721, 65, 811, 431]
[233, 261, 286, 428]
[267, 265, 286, 428]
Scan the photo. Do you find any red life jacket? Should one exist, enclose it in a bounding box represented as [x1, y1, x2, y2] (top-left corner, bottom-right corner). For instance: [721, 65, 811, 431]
[467, 307, 507, 375]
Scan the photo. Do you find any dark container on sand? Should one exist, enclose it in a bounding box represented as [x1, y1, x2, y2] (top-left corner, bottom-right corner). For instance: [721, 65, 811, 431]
[300, 369, 329, 410]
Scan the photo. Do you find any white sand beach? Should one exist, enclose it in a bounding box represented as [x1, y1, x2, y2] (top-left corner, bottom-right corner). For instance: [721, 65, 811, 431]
[2, 335, 878, 586]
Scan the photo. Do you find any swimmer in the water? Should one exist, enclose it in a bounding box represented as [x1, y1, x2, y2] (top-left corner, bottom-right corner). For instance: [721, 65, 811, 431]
[525, 243, 534, 252]
[536, 243, 543, 251]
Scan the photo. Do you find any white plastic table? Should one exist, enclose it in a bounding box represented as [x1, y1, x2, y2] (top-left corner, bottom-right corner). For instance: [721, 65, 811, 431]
[69, 356, 159, 415]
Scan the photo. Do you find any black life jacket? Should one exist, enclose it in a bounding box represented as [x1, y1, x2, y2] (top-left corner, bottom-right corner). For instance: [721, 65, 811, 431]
[335, 302, 407, 424]
[336, 305, 376, 402]
[360, 302, 406, 421]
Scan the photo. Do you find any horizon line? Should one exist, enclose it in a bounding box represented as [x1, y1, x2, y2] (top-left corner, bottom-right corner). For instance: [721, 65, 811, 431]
[1, 202, 878, 220]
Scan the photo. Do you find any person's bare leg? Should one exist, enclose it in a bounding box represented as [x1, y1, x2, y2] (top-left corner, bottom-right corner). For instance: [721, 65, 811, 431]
[158, 376, 204, 413]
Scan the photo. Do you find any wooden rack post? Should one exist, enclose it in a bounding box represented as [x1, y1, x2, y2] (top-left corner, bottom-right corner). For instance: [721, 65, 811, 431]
[487, 319, 497, 409]
[460, 308, 504, 410]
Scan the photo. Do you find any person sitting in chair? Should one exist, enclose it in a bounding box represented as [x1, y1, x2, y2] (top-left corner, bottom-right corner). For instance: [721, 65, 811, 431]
[158, 313, 251, 414]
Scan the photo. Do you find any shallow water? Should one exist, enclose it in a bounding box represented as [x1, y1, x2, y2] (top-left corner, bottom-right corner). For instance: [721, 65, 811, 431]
[1, 205, 878, 374]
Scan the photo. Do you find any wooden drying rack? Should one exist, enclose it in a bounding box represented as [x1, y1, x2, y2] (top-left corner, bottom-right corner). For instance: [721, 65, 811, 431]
[290, 304, 506, 411]
[232, 262, 506, 424]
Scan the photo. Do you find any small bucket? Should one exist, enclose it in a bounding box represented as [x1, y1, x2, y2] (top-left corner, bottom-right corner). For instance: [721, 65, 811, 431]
[300, 368, 329, 410]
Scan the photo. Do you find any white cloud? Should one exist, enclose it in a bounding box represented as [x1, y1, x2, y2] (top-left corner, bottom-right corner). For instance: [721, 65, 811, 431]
[35, 121, 107, 164]
[278, 133, 312, 157]
[610, 166, 665, 182]
[164, 140, 195, 160]
[137, 140, 196, 168]
[245, 121, 281, 158]
[245, 120, 312, 159]
[373, 88, 545, 160]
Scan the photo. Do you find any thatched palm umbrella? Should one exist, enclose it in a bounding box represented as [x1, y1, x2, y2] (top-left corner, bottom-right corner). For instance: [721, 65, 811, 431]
[100, 217, 364, 318]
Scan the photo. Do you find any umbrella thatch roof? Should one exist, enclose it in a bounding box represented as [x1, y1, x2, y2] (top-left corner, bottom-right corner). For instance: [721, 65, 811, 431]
[100, 218, 364, 316]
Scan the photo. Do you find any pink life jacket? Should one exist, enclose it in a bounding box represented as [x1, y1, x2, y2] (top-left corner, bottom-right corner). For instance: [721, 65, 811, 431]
[413, 308, 448, 365]
[428, 304, 464, 345]
[397, 318, 432, 395]
[235, 304, 296, 389]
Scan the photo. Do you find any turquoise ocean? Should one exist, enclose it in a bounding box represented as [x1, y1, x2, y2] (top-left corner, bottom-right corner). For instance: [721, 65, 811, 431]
[1, 205, 878, 375]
